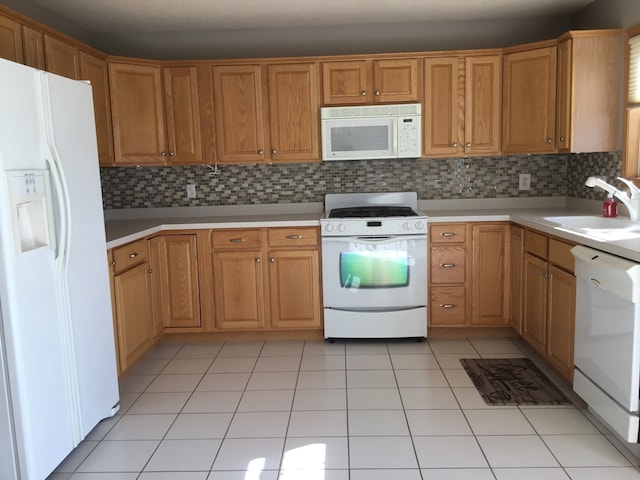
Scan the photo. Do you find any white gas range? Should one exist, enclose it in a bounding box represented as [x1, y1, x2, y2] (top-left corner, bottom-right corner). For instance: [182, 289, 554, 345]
[320, 192, 428, 340]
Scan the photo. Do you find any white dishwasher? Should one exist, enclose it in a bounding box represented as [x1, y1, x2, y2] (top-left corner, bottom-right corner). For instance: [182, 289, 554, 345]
[572, 245, 640, 442]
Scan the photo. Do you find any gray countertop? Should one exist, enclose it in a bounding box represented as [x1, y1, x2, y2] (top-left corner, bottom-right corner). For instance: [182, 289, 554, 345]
[103, 197, 640, 262]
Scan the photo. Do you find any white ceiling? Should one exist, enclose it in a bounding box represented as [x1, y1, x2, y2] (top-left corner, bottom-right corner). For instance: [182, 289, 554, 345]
[27, 0, 594, 33]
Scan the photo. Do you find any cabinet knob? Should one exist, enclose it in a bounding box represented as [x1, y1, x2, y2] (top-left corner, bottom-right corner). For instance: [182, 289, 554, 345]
[111, 261, 116, 266]
[256, 258, 261, 263]
[161, 151, 167, 156]
[258, 149, 264, 155]
[148, 268, 153, 274]
[546, 138, 553, 144]
[466, 143, 472, 148]
[560, 136, 566, 142]
[169, 151, 175, 156]
[375, 90, 380, 96]
[515, 235, 521, 240]
[271, 149, 277, 155]
[544, 273, 552, 279]
[129, 252, 138, 258]
[440, 263, 457, 268]
[270, 258, 275, 263]
[440, 304, 457, 309]
[360, 90, 367, 96]
[452, 143, 458, 148]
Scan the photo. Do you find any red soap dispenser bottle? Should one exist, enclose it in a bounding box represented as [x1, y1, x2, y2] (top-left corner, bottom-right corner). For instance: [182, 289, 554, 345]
[603, 194, 617, 217]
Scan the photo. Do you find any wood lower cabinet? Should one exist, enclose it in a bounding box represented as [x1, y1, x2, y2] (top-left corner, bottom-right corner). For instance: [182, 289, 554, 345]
[322, 58, 421, 105]
[423, 54, 501, 157]
[148, 234, 202, 333]
[521, 228, 576, 381]
[502, 44, 557, 154]
[211, 227, 321, 331]
[471, 223, 510, 325]
[0, 14, 23, 62]
[509, 225, 524, 334]
[110, 239, 154, 372]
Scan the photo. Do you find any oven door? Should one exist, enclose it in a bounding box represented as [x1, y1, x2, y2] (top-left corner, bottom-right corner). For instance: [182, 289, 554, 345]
[321, 234, 427, 310]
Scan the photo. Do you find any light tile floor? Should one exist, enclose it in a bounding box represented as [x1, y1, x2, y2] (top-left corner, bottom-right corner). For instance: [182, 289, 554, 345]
[47, 337, 640, 479]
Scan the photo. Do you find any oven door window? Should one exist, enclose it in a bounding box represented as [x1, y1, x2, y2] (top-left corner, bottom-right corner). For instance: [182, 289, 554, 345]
[340, 250, 409, 288]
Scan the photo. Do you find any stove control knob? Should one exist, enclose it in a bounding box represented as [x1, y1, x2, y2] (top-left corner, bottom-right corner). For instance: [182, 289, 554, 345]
[324, 223, 334, 233]
[337, 224, 346, 233]
[415, 221, 425, 231]
[403, 221, 411, 231]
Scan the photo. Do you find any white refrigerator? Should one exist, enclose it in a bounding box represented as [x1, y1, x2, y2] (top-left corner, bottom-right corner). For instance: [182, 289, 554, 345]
[0, 58, 119, 479]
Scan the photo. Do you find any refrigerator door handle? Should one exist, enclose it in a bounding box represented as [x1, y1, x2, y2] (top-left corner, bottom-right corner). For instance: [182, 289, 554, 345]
[45, 155, 70, 263]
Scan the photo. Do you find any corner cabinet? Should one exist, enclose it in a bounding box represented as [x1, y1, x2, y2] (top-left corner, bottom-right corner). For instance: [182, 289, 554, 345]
[322, 58, 421, 105]
[213, 63, 320, 164]
[502, 44, 557, 154]
[108, 62, 202, 165]
[423, 54, 501, 157]
[211, 227, 322, 331]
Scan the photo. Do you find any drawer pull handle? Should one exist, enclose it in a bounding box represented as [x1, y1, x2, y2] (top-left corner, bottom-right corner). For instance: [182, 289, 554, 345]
[440, 304, 457, 308]
[229, 238, 246, 243]
[440, 263, 456, 268]
[441, 232, 457, 237]
[128, 252, 138, 258]
[286, 235, 302, 239]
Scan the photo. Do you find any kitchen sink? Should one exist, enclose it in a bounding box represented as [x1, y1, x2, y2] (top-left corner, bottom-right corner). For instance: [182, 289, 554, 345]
[543, 215, 640, 241]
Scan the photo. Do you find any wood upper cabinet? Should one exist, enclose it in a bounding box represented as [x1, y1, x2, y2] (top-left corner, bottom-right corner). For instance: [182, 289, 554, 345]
[148, 234, 201, 332]
[423, 55, 501, 156]
[163, 66, 202, 164]
[267, 63, 320, 162]
[213, 63, 320, 164]
[0, 14, 23, 63]
[502, 45, 557, 154]
[43, 35, 79, 79]
[109, 62, 166, 164]
[79, 52, 114, 166]
[109, 62, 203, 165]
[471, 223, 510, 326]
[556, 30, 622, 153]
[322, 58, 421, 105]
[22, 25, 44, 69]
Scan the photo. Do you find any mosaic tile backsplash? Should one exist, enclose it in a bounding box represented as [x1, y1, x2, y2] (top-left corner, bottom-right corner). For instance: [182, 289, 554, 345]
[100, 152, 621, 209]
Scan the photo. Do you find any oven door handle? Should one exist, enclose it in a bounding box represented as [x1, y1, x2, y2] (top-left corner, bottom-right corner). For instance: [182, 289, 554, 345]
[322, 234, 427, 245]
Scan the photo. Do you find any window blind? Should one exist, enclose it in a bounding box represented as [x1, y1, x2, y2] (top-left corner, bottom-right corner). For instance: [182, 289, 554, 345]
[630, 35, 640, 105]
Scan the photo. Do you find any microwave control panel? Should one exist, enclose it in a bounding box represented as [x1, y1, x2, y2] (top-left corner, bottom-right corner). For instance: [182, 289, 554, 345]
[397, 116, 421, 157]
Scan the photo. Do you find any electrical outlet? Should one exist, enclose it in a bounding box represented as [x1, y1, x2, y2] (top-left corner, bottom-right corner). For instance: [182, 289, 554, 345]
[519, 173, 531, 191]
[186, 184, 196, 199]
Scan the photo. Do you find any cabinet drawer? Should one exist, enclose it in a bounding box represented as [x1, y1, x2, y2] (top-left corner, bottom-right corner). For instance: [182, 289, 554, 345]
[268, 227, 318, 247]
[112, 238, 148, 274]
[430, 224, 467, 244]
[211, 229, 262, 250]
[430, 286, 466, 325]
[549, 238, 574, 272]
[430, 246, 466, 284]
[525, 230, 548, 258]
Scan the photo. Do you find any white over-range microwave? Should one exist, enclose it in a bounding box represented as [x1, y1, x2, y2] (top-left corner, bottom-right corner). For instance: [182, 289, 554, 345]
[320, 103, 422, 161]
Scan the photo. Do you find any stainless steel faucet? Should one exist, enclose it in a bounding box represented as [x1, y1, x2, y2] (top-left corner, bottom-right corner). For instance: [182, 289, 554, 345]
[585, 176, 640, 220]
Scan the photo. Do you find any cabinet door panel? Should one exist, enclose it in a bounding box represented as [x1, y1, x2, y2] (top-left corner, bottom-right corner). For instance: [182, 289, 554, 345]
[465, 55, 501, 154]
[423, 57, 463, 155]
[268, 63, 319, 162]
[430, 246, 466, 284]
[79, 52, 114, 166]
[547, 265, 575, 381]
[43, 35, 78, 79]
[509, 225, 524, 334]
[0, 14, 23, 63]
[522, 253, 548, 355]
[164, 66, 202, 163]
[430, 286, 466, 326]
[213, 251, 265, 330]
[109, 62, 166, 164]
[213, 65, 265, 163]
[322, 61, 368, 105]
[472, 224, 509, 325]
[503, 46, 557, 153]
[373, 58, 420, 103]
[269, 249, 321, 329]
[22, 25, 44, 69]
